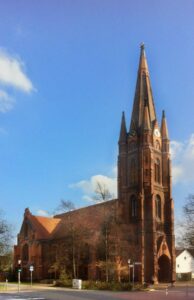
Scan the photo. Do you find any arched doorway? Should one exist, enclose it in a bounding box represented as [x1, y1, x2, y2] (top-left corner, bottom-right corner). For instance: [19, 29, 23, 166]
[158, 254, 171, 282]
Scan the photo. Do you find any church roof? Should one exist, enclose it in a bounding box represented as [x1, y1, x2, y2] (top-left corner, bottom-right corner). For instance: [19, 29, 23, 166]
[29, 215, 61, 239]
[53, 199, 118, 239]
[22, 200, 118, 240]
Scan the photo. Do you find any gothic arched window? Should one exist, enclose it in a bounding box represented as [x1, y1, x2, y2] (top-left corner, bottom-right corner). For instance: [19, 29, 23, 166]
[22, 244, 29, 262]
[130, 159, 137, 184]
[155, 195, 161, 219]
[130, 195, 137, 218]
[154, 158, 160, 183]
[129, 142, 136, 151]
[155, 140, 160, 150]
[24, 222, 28, 238]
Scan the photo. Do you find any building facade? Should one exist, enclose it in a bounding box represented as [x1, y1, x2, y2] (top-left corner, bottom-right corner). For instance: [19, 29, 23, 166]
[14, 45, 176, 283]
[176, 249, 194, 280]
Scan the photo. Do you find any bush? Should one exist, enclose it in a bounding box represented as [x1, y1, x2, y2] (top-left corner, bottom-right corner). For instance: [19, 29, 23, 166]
[176, 272, 192, 281]
[55, 270, 72, 287]
[82, 281, 132, 291]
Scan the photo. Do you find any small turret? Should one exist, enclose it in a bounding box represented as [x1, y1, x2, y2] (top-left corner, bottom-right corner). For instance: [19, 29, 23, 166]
[119, 111, 127, 144]
[161, 110, 169, 140]
[142, 101, 151, 131]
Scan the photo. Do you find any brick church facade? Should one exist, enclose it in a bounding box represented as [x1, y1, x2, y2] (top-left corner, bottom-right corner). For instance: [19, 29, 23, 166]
[14, 45, 176, 283]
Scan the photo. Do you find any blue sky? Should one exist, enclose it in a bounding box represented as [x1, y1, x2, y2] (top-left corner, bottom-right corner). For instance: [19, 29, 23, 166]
[0, 0, 194, 236]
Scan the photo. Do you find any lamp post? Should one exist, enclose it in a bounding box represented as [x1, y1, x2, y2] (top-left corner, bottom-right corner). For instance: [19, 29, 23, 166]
[127, 259, 131, 284]
[17, 259, 22, 292]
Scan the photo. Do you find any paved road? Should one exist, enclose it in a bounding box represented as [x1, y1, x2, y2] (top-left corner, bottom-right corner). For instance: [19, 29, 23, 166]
[0, 286, 194, 300]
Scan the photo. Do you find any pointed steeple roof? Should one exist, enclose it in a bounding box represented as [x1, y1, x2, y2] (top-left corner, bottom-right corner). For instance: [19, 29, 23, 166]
[161, 110, 169, 139]
[119, 111, 127, 143]
[130, 44, 157, 132]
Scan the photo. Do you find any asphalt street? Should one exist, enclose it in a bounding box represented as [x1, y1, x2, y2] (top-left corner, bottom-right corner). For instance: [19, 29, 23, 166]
[0, 285, 194, 300]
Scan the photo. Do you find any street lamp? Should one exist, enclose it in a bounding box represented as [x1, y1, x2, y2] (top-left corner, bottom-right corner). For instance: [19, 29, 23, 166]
[127, 259, 131, 283]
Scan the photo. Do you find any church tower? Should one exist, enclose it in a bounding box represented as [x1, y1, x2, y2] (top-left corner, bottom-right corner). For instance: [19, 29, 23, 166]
[118, 44, 176, 283]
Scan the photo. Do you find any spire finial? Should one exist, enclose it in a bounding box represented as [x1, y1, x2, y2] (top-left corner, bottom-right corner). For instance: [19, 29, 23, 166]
[140, 42, 145, 51]
[162, 110, 165, 118]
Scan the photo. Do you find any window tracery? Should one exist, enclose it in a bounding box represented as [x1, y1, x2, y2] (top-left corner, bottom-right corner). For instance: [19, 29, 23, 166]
[130, 195, 137, 218]
[130, 158, 137, 184]
[155, 195, 161, 219]
[154, 158, 160, 183]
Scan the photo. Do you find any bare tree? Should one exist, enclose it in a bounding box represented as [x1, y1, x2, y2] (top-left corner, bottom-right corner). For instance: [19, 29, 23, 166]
[182, 195, 194, 248]
[93, 181, 113, 202]
[0, 251, 13, 274]
[54, 199, 76, 214]
[0, 212, 12, 256]
[0, 212, 13, 279]
[93, 181, 115, 281]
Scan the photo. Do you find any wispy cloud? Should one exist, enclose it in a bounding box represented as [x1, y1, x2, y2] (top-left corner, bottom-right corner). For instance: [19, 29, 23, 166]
[0, 90, 15, 113]
[0, 50, 34, 93]
[171, 134, 194, 185]
[70, 169, 117, 202]
[36, 209, 51, 217]
[0, 49, 35, 113]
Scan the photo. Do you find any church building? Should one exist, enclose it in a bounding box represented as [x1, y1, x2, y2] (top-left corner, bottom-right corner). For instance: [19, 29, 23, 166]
[14, 45, 176, 284]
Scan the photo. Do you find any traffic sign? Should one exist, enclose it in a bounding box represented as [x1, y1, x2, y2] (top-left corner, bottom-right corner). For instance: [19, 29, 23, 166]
[29, 266, 34, 272]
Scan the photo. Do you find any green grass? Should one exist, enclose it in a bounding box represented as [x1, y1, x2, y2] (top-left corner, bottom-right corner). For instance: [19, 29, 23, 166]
[0, 284, 7, 290]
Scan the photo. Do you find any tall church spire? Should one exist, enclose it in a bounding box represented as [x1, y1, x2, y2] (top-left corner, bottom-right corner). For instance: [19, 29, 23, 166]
[130, 44, 157, 133]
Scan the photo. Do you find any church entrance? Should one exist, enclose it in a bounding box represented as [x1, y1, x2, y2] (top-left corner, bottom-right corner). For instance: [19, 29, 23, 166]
[158, 255, 171, 282]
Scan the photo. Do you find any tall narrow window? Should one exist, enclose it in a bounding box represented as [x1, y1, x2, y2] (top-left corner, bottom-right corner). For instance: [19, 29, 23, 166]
[130, 159, 137, 184]
[131, 195, 137, 218]
[22, 244, 29, 262]
[155, 195, 161, 219]
[24, 222, 28, 238]
[154, 158, 160, 183]
[155, 140, 160, 150]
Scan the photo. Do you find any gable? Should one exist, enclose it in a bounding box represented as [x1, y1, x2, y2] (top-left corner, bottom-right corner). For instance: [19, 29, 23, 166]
[19, 208, 61, 240]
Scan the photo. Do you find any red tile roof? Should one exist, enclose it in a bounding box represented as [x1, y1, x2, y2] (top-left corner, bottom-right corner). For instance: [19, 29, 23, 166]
[29, 215, 61, 239]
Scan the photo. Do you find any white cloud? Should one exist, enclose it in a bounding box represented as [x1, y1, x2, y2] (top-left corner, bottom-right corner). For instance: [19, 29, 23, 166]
[36, 209, 51, 217]
[0, 50, 34, 93]
[0, 90, 15, 113]
[70, 172, 117, 202]
[171, 134, 194, 184]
